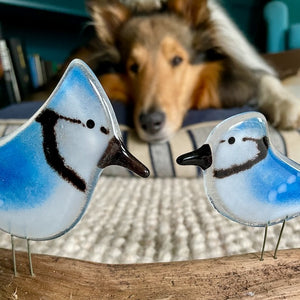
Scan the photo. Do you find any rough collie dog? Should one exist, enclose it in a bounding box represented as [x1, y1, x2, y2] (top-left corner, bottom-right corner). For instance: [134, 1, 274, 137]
[84, 0, 300, 142]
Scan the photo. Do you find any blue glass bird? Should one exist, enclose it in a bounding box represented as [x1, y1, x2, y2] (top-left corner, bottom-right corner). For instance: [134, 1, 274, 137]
[177, 112, 300, 260]
[0, 59, 149, 276]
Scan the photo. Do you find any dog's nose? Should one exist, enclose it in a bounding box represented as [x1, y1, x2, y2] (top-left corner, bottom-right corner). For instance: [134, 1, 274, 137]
[139, 111, 165, 134]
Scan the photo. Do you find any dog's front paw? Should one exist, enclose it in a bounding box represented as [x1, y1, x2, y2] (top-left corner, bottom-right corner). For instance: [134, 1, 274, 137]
[269, 96, 300, 129]
[258, 75, 300, 129]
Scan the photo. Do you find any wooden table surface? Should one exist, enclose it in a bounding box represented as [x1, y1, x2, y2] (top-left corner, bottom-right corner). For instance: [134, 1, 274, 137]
[1, 247, 300, 299]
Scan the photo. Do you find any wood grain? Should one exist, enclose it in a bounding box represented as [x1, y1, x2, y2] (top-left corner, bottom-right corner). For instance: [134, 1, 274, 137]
[1, 247, 300, 299]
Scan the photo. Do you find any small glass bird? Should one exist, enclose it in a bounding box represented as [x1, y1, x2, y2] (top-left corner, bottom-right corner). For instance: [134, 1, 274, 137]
[177, 112, 300, 260]
[0, 59, 149, 276]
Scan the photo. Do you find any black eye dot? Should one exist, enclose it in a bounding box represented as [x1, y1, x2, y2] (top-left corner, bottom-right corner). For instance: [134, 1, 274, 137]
[228, 137, 235, 144]
[86, 119, 95, 129]
[100, 126, 109, 135]
[171, 55, 183, 67]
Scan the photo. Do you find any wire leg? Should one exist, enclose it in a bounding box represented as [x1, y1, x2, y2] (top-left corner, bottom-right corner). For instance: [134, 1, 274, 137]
[274, 219, 286, 259]
[260, 224, 268, 261]
[11, 235, 17, 276]
[27, 239, 34, 276]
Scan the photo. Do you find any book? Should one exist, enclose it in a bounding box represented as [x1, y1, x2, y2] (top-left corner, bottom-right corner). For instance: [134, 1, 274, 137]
[0, 57, 12, 107]
[0, 57, 3, 79]
[8, 38, 31, 100]
[28, 54, 61, 90]
[0, 24, 21, 104]
[28, 54, 41, 89]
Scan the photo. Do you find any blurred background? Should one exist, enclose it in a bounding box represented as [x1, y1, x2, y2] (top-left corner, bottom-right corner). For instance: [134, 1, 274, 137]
[0, 0, 299, 106]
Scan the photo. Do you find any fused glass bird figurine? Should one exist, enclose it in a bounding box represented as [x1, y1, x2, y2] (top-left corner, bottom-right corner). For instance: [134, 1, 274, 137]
[177, 112, 300, 260]
[0, 59, 149, 276]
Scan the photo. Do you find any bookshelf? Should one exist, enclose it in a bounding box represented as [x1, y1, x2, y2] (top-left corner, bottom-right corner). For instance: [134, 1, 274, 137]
[0, 0, 94, 105]
[0, 0, 92, 64]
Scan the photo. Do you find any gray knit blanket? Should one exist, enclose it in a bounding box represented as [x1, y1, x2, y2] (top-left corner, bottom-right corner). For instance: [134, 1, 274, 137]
[1, 176, 299, 263]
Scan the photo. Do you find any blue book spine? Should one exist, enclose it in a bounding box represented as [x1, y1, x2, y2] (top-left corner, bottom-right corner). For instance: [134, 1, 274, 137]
[28, 55, 39, 89]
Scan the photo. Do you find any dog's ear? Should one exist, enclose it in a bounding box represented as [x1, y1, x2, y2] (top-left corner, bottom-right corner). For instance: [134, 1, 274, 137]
[167, 0, 209, 27]
[87, 0, 131, 45]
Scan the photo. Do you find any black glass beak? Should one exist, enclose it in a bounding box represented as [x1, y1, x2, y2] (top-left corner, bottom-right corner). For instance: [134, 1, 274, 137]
[98, 137, 150, 178]
[176, 144, 212, 170]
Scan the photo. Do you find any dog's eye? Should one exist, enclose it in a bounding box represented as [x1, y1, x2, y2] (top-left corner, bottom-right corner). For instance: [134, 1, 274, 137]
[129, 63, 139, 74]
[170, 55, 183, 67]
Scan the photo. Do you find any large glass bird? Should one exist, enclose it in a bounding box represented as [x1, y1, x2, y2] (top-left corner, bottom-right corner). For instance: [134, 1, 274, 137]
[0, 59, 149, 275]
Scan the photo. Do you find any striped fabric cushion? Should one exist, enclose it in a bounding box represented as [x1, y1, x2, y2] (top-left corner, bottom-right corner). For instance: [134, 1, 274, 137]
[1, 118, 298, 178]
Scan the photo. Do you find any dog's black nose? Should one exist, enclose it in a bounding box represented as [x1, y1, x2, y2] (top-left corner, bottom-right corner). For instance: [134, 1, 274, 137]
[139, 111, 165, 134]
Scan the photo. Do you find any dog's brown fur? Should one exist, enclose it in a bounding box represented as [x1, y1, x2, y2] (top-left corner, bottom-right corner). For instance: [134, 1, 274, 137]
[82, 0, 298, 142]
